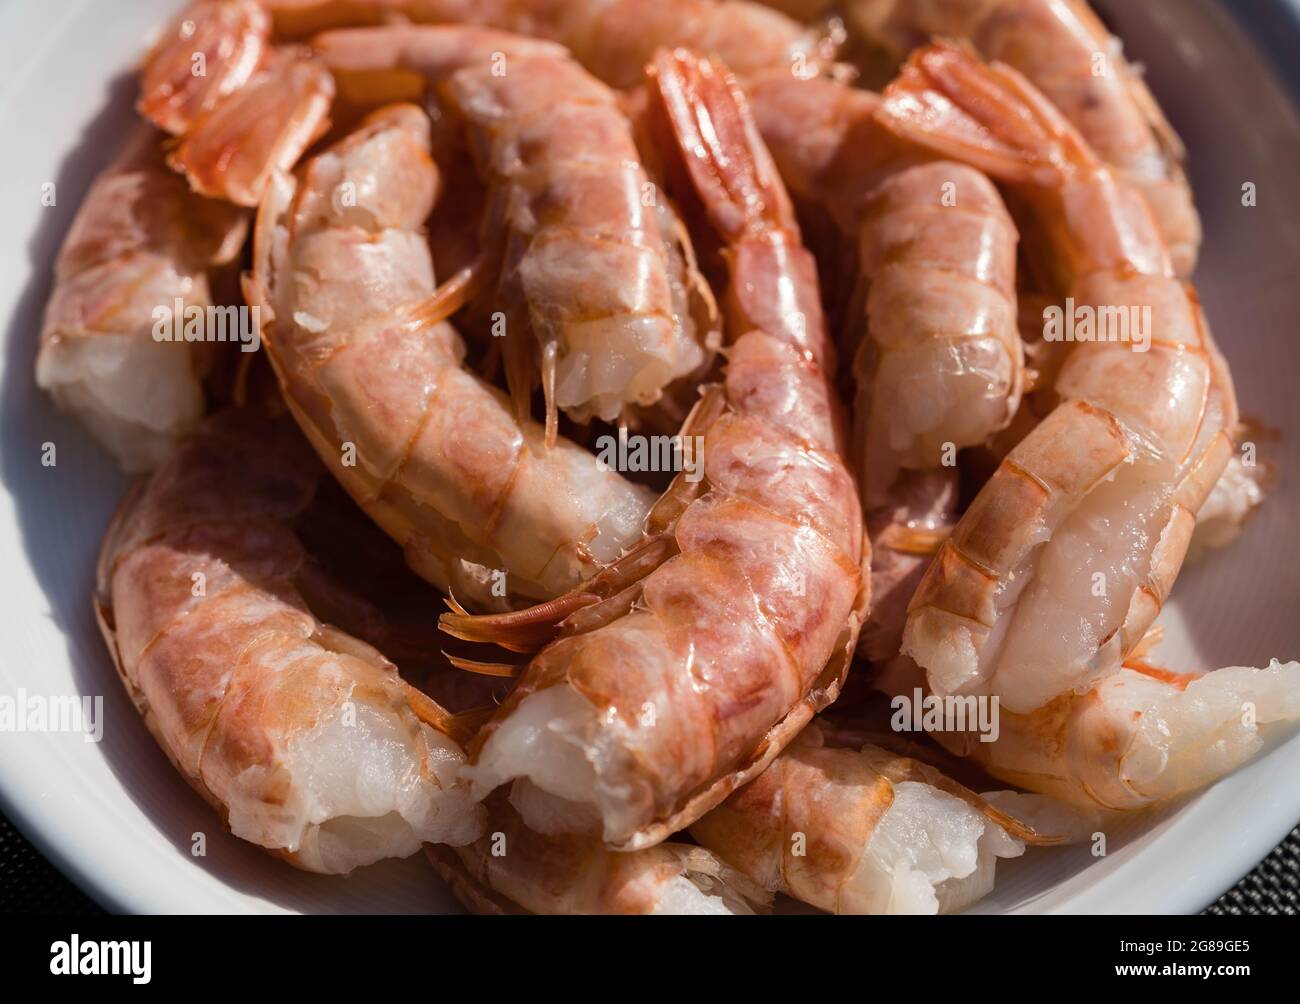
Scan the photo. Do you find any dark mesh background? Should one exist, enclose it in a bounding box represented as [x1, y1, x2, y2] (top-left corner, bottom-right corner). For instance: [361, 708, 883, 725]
[1204, 825, 1300, 916]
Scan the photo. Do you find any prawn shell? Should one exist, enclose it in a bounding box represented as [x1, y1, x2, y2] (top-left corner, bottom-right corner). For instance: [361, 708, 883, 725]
[95, 412, 484, 871]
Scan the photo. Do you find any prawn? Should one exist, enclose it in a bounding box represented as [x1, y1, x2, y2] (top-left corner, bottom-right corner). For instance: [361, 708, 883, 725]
[875, 655, 1300, 812]
[427, 795, 770, 914]
[877, 43, 1237, 713]
[455, 50, 866, 851]
[266, 0, 839, 89]
[139, 0, 334, 206]
[36, 126, 247, 471]
[689, 721, 1067, 914]
[825, 0, 1202, 275]
[743, 72, 1022, 508]
[314, 24, 716, 437]
[853, 161, 1022, 504]
[94, 411, 484, 873]
[246, 103, 657, 605]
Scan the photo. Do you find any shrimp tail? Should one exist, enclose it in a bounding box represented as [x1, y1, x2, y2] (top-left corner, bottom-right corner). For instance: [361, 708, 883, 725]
[649, 47, 794, 245]
[877, 40, 1098, 185]
[650, 48, 832, 367]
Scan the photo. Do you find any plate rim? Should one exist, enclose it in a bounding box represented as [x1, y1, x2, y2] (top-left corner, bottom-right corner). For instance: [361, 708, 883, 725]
[2, 0, 1299, 916]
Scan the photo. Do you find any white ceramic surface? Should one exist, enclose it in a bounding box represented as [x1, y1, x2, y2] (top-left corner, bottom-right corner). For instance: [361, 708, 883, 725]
[0, 0, 1297, 914]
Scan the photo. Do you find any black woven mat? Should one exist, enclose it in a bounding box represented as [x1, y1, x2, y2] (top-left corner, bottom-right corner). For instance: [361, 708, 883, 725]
[1203, 825, 1300, 916]
[0, 808, 1295, 914]
[0, 812, 99, 914]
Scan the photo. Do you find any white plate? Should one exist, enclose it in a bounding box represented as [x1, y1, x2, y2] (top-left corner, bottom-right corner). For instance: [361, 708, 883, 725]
[0, 0, 1298, 915]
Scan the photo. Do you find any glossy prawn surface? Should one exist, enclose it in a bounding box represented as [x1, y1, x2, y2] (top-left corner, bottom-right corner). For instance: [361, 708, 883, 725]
[458, 50, 866, 851]
[314, 24, 714, 434]
[874, 655, 1300, 812]
[138, 0, 271, 135]
[744, 73, 1021, 516]
[784, 0, 1202, 274]
[94, 411, 484, 873]
[879, 44, 1237, 714]
[247, 104, 656, 607]
[689, 722, 1066, 914]
[854, 161, 1022, 505]
[36, 126, 248, 471]
[139, 0, 334, 206]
